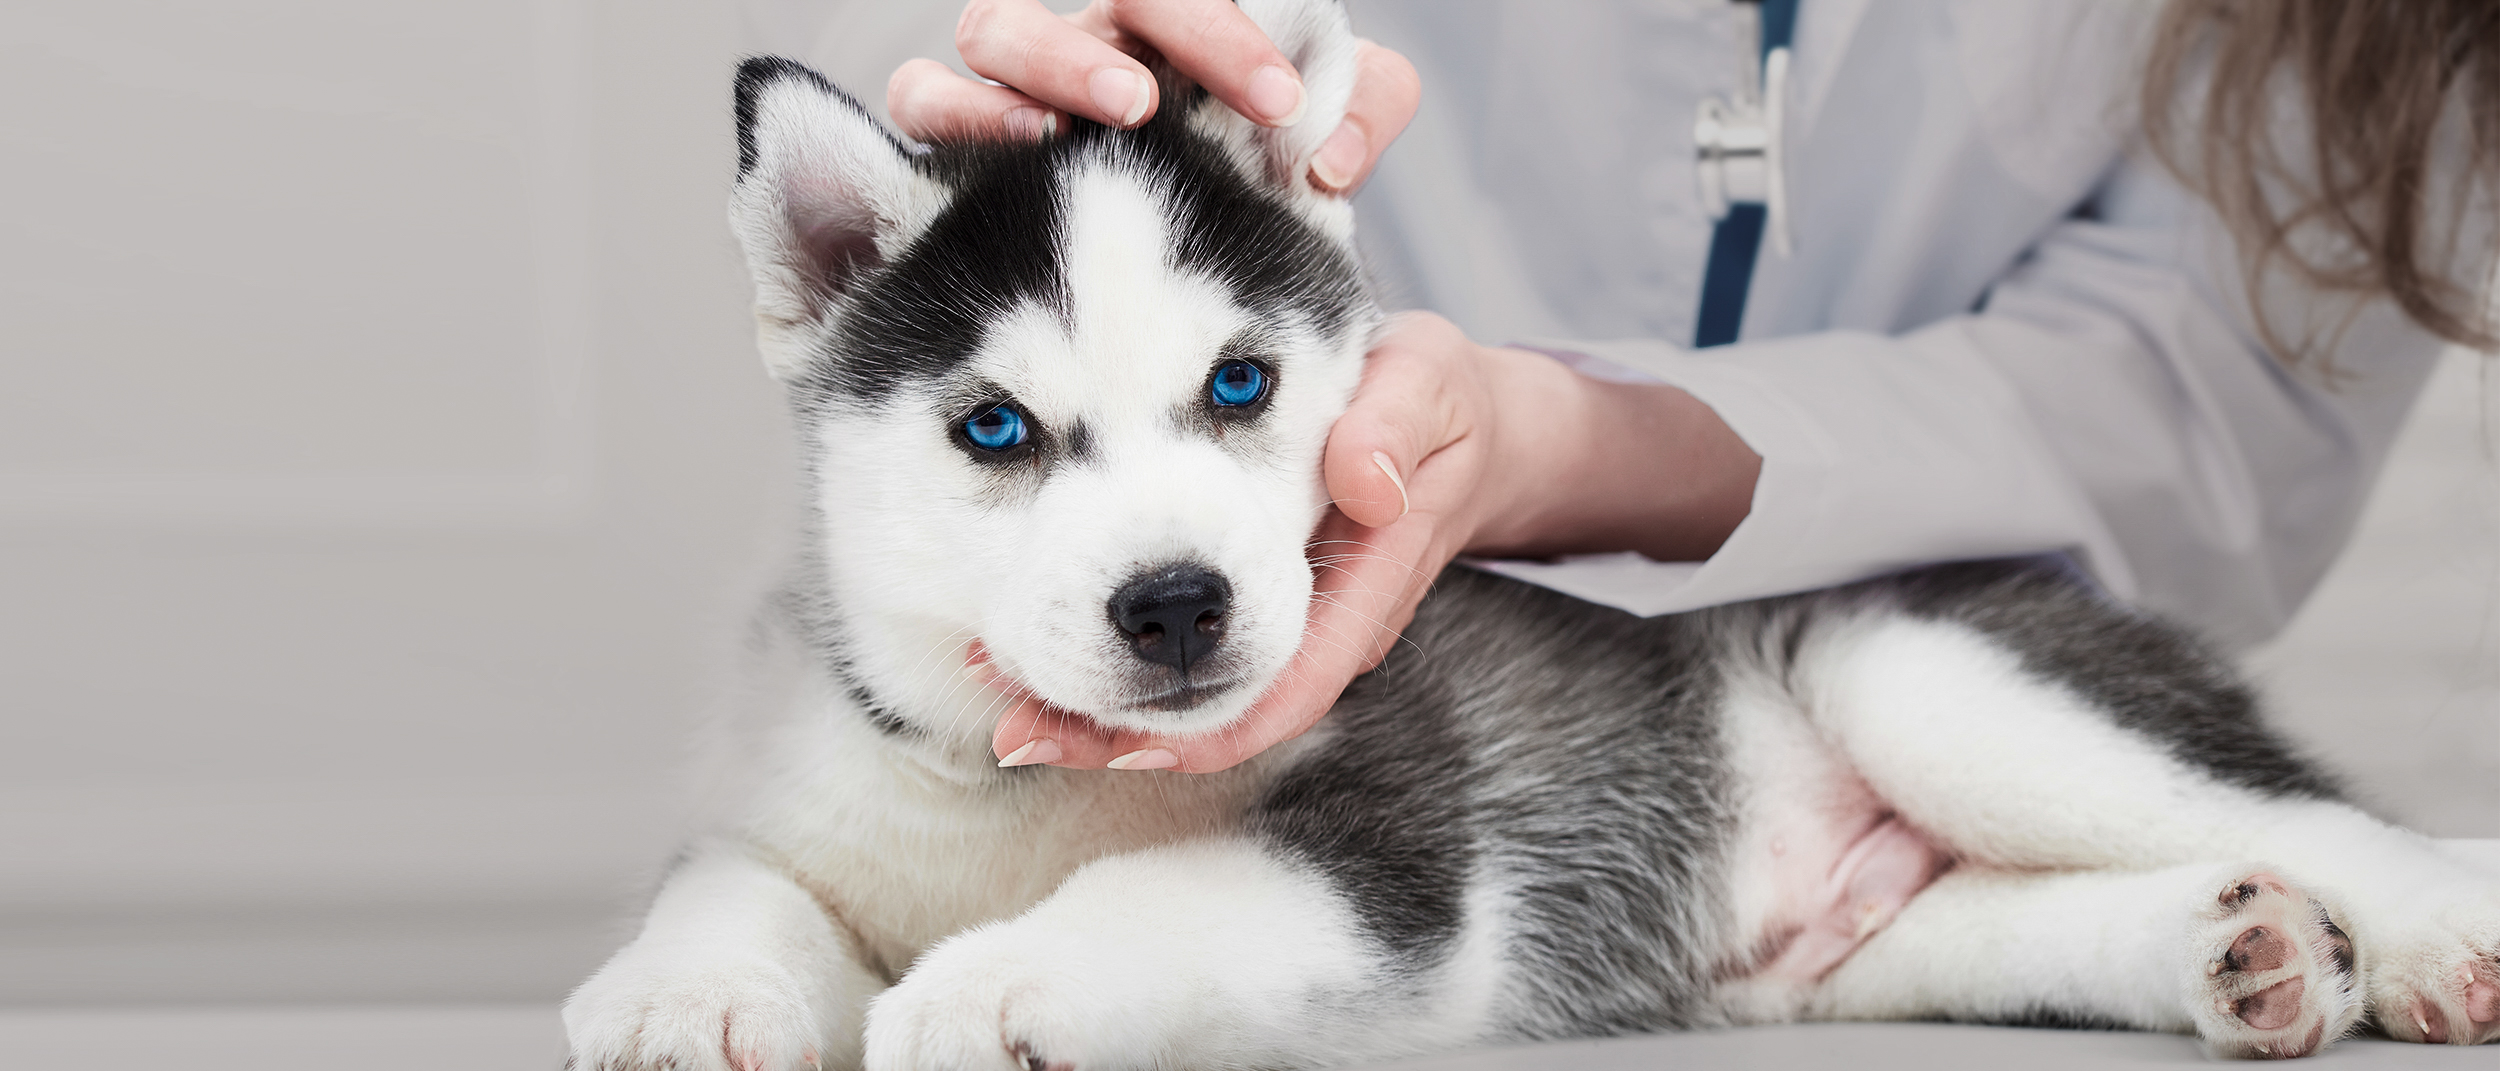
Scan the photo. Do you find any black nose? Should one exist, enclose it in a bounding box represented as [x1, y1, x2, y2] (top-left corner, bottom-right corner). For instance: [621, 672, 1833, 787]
[1108, 564, 1232, 675]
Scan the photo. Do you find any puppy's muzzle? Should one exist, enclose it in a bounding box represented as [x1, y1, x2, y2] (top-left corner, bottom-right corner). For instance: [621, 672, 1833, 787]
[1109, 564, 1232, 677]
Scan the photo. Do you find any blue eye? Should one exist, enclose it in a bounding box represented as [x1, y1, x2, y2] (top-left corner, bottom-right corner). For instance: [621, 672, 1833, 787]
[962, 404, 1028, 451]
[1209, 360, 1268, 407]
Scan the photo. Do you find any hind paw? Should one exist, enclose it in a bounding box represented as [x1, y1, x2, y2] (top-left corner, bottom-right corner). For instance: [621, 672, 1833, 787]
[2185, 872, 2361, 1059]
[2364, 886, 2500, 1045]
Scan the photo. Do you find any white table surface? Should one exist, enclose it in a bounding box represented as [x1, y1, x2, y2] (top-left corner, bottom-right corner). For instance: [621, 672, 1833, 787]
[7, 1006, 2500, 1071]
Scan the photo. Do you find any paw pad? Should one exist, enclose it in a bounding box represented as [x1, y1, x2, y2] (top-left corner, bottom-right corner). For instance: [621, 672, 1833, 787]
[2187, 871, 2360, 1060]
[2380, 949, 2500, 1045]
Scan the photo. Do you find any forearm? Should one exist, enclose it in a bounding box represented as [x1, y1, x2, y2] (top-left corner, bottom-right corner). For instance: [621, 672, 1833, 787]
[1468, 346, 1761, 563]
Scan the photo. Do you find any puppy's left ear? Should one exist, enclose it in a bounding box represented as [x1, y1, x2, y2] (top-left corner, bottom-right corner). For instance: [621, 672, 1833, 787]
[1188, 0, 1362, 236]
[729, 57, 948, 380]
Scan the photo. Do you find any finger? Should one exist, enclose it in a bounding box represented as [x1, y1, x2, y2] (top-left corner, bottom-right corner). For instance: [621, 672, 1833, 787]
[1075, 0, 1308, 127]
[991, 694, 1135, 769]
[975, 643, 1129, 769]
[1307, 40, 1421, 193]
[1324, 313, 1473, 529]
[889, 58, 1064, 142]
[957, 0, 1158, 128]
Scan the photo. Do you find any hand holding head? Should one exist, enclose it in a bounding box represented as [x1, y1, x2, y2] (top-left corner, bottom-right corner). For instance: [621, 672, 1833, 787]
[889, 0, 1417, 193]
[986, 312, 1764, 774]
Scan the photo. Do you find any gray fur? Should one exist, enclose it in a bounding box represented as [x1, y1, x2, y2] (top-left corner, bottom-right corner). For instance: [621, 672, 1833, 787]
[1261, 557, 2330, 1041]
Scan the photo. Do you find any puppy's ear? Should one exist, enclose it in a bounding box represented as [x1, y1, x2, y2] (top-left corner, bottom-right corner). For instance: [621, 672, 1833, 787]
[729, 58, 947, 380]
[1185, 0, 1362, 238]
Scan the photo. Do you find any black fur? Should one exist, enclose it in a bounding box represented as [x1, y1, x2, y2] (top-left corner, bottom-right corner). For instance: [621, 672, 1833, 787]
[1972, 1007, 2133, 1031]
[1259, 567, 1737, 1032]
[1251, 687, 1475, 964]
[802, 140, 1070, 407]
[732, 57, 905, 177]
[748, 80, 1361, 409]
[1148, 92, 1366, 342]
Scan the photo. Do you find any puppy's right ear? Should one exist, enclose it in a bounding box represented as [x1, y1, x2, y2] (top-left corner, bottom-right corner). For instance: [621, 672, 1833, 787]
[730, 58, 946, 380]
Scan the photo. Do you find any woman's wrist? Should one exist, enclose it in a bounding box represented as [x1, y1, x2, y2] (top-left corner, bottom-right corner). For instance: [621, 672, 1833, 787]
[1467, 346, 1760, 563]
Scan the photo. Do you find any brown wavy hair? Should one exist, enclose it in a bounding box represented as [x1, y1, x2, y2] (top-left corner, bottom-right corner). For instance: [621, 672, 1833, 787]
[2144, 0, 2500, 361]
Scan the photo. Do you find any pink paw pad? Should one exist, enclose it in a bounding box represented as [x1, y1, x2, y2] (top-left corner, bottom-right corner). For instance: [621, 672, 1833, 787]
[2394, 955, 2500, 1044]
[2227, 926, 2294, 975]
[2236, 976, 2307, 1031]
[2464, 962, 2500, 1024]
[2469, 979, 2500, 1023]
[2196, 872, 2352, 1059]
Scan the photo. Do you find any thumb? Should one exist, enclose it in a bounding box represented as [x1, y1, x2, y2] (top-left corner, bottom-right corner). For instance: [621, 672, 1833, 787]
[1325, 318, 1466, 529]
[1306, 40, 1420, 194]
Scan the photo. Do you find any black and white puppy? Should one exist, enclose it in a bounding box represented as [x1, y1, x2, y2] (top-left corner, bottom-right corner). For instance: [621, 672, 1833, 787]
[564, 1, 2500, 1066]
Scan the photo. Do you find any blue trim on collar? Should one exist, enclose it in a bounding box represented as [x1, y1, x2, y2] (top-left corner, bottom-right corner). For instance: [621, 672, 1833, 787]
[1693, 0, 1798, 349]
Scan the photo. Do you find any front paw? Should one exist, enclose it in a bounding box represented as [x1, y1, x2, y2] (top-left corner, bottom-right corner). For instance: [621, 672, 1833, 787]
[565, 940, 829, 1071]
[863, 923, 1182, 1071]
[2364, 884, 2500, 1045]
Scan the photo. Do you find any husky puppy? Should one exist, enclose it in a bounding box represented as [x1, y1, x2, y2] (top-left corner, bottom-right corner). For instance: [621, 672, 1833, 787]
[564, 2, 2500, 1066]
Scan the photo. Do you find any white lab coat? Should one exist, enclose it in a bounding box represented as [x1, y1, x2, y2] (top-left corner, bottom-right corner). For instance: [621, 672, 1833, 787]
[1348, 0, 2482, 648]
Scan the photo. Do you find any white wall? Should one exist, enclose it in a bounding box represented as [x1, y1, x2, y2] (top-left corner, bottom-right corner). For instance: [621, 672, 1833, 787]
[5, 0, 805, 1003]
[0, 0, 2490, 1008]
[2247, 352, 2500, 836]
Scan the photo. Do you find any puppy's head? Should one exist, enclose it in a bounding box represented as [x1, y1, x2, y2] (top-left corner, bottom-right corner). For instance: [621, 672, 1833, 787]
[729, 0, 1376, 737]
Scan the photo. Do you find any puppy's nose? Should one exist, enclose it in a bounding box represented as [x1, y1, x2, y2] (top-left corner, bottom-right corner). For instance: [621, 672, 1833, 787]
[1108, 564, 1232, 675]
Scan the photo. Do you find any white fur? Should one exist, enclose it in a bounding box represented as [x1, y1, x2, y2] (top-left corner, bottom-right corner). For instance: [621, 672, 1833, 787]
[729, 75, 948, 380]
[1734, 610, 2500, 1053]
[861, 841, 1398, 1071]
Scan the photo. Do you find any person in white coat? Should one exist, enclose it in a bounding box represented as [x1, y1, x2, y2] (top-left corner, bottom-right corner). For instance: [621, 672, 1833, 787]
[879, 0, 2500, 773]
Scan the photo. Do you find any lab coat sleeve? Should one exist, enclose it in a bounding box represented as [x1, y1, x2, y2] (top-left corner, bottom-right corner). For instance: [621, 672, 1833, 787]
[1475, 153, 2460, 648]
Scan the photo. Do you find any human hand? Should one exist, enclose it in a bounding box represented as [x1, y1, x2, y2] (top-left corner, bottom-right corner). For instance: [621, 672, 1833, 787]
[887, 0, 1418, 192]
[985, 313, 1760, 773]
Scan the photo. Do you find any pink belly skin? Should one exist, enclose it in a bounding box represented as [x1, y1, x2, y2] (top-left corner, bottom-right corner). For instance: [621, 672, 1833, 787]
[1750, 814, 1951, 982]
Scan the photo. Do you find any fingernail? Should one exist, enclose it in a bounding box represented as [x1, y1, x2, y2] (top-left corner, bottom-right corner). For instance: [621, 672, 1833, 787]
[1090, 67, 1151, 127]
[1372, 451, 1409, 518]
[998, 739, 1062, 768]
[1106, 748, 1178, 771]
[1245, 64, 1305, 126]
[1308, 120, 1367, 190]
[1004, 106, 1055, 140]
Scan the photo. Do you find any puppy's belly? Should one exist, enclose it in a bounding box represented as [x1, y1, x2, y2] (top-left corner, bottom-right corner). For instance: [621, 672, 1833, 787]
[1748, 810, 1949, 981]
[1724, 717, 1950, 984]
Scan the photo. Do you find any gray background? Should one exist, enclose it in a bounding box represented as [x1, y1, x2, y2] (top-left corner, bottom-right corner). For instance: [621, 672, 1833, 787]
[2, 0, 2494, 1056]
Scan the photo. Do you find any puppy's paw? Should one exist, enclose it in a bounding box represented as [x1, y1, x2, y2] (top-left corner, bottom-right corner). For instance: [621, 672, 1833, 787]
[564, 941, 829, 1071]
[2184, 872, 2362, 1059]
[862, 923, 1186, 1071]
[2362, 883, 2500, 1045]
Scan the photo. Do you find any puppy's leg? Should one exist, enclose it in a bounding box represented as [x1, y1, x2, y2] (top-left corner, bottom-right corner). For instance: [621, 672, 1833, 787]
[862, 838, 1481, 1071]
[1795, 864, 2361, 1058]
[1798, 614, 2500, 1048]
[566, 839, 887, 1071]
